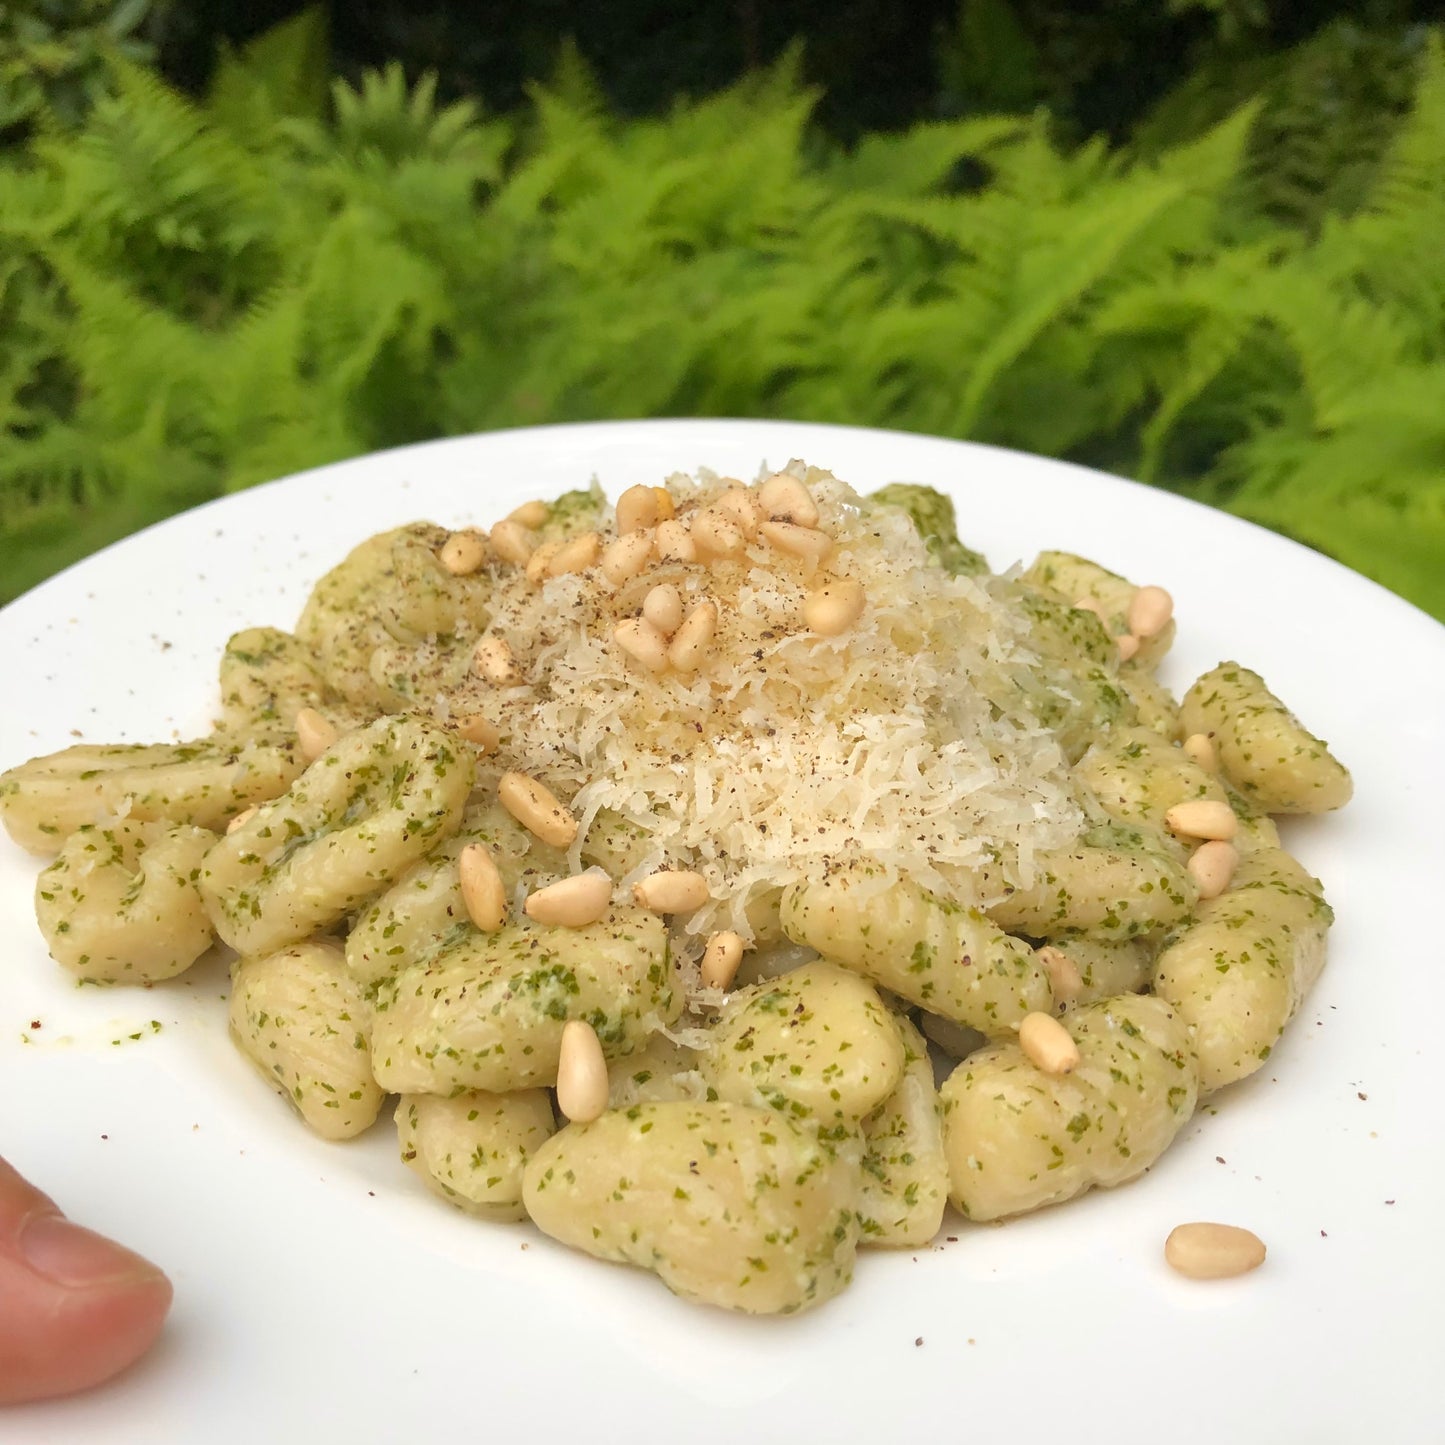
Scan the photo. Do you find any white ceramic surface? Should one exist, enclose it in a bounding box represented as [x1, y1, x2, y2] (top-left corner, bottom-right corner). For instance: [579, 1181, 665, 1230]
[1, 420, 1441, 1445]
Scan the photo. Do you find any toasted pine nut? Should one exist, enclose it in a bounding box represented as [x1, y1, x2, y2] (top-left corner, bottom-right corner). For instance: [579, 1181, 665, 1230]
[227, 805, 258, 835]
[1164, 1222, 1266, 1280]
[614, 618, 670, 674]
[526, 539, 565, 584]
[802, 578, 866, 637]
[1128, 585, 1174, 639]
[548, 531, 601, 577]
[524, 868, 613, 929]
[458, 842, 508, 932]
[600, 529, 654, 585]
[715, 486, 760, 536]
[1036, 945, 1083, 1003]
[1182, 732, 1218, 772]
[474, 635, 523, 686]
[700, 931, 745, 991]
[439, 528, 488, 576]
[499, 771, 579, 848]
[633, 869, 710, 914]
[615, 484, 659, 535]
[656, 518, 697, 563]
[1116, 633, 1141, 662]
[507, 499, 549, 530]
[642, 583, 684, 637]
[758, 472, 820, 527]
[1187, 839, 1239, 900]
[691, 508, 745, 559]
[1018, 1011, 1080, 1075]
[451, 713, 500, 752]
[652, 487, 676, 521]
[667, 600, 718, 672]
[556, 1018, 610, 1123]
[1165, 799, 1238, 842]
[759, 519, 833, 562]
[295, 707, 338, 762]
[489, 519, 535, 565]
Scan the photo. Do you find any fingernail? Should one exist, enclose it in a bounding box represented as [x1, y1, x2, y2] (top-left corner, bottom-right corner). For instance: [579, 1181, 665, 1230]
[18, 1210, 165, 1289]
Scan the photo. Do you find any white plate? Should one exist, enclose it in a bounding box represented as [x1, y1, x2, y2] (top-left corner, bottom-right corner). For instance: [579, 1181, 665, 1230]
[2, 420, 1442, 1445]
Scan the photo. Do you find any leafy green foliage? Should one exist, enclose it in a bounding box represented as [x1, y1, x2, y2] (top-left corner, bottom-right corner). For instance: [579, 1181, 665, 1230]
[1, 0, 158, 133]
[1, 14, 1442, 617]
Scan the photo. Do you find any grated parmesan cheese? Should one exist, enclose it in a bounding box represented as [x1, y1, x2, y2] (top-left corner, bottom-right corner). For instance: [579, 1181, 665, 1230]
[438, 462, 1084, 946]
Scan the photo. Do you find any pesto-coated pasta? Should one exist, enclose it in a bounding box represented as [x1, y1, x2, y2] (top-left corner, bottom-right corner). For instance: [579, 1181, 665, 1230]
[522, 1101, 862, 1315]
[344, 799, 566, 987]
[857, 1014, 948, 1246]
[940, 994, 1198, 1221]
[0, 736, 302, 855]
[200, 715, 473, 955]
[35, 817, 215, 983]
[216, 626, 363, 743]
[3, 461, 1353, 1318]
[1152, 846, 1331, 1092]
[1024, 550, 1177, 672]
[987, 823, 1197, 940]
[370, 907, 678, 1094]
[782, 863, 1052, 1034]
[397, 1090, 556, 1220]
[295, 524, 491, 710]
[1180, 663, 1352, 814]
[229, 939, 385, 1141]
[701, 960, 906, 1126]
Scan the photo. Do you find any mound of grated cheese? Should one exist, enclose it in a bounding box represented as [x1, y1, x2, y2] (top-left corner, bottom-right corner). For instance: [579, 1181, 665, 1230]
[440, 462, 1084, 945]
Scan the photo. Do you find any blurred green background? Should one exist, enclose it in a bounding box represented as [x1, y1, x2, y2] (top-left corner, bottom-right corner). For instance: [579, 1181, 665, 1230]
[2, 0, 1442, 616]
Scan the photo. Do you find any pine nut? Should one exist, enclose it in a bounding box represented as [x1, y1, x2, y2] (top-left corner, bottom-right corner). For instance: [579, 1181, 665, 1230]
[1187, 839, 1239, 900]
[507, 499, 549, 529]
[758, 472, 820, 527]
[556, 1018, 610, 1123]
[615, 484, 659, 535]
[474, 635, 523, 686]
[633, 869, 710, 914]
[1036, 945, 1083, 1003]
[458, 842, 508, 932]
[227, 805, 258, 835]
[547, 530, 600, 577]
[614, 618, 670, 674]
[656, 519, 697, 563]
[295, 707, 338, 762]
[1182, 732, 1218, 772]
[715, 486, 760, 536]
[1072, 597, 1106, 617]
[652, 487, 676, 521]
[439, 528, 488, 576]
[451, 713, 500, 752]
[700, 931, 745, 991]
[489, 519, 535, 565]
[1164, 1222, 1266, 1280]
[600, 529, 654, 585]
[802, 578, 866, 636]
[667, 600, 718, 672]
[1165, 799, 1238, 841]
[524, 868, 613, 928]
[1018, 1011, 1080, 1075]
[759, 519, 833, 562]
[642, 583, 684, 636]
[1116, 633, 1141, 662]
[499, 771, 578, 848]
[525, 539, 565, 584]
[691, 507, 745, 559]
[1128, 585, 1174, 639]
